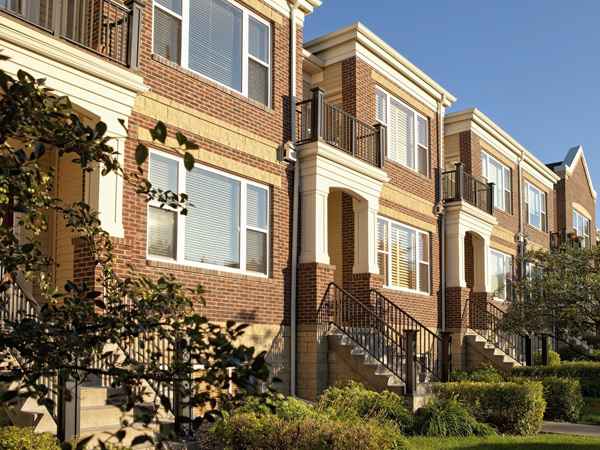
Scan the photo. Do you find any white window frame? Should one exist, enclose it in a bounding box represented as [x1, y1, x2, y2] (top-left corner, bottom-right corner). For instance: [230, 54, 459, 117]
[375, 87, 428, 176]
[377, 217, 430, 294]
[482, 152, 511, 213]
[147, 150, 270, 277]
[490, 249, 512, 301]
[152, 0, 271, 106]
[573, 210, 591, 249]
[525, 181, 547, 232]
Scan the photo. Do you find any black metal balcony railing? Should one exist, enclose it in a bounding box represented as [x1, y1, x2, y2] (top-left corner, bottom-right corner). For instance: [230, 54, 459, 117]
[0, 0, 143, 70]
[443, 163, 494, 215]
[296, 87, 386, 169]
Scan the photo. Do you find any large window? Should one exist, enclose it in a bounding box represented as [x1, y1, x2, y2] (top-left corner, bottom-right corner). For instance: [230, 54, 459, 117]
[147, 151, 269, 275]
[153, 0, 271, 105]
[573, 211, 591, 248]
[525, 182, 547, 232]
[376, 88, 428, 176]
[490, 249, 512, 301]
[482, 152, 511, 213]
[377, 217, 429, 293]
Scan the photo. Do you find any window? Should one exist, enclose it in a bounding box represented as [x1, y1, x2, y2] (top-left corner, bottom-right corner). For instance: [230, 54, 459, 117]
[376, 88, 428, 176]
[147, 151, 269, 275]
[482, 152, 511, 213]
[490, 249, 512, 301]
[153, 0, 271, 105]
[377, 217, 429, 293]
[573, 211, 590, 248]
[525, 182, 547, 232]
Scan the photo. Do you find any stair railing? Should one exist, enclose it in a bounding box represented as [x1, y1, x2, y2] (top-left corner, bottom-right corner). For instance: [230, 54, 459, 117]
[370, 289, 446, 381]
[319, 282, 407, 382]
[0, 266, 60, 423]
[467, 299, 528, 365]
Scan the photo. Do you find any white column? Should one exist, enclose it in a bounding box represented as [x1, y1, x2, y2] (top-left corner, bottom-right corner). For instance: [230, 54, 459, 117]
[299, 188, 330, 264]
[473, 236, 491, 292]
[446, 231, 466, 287]
[353, 198, 379, 274]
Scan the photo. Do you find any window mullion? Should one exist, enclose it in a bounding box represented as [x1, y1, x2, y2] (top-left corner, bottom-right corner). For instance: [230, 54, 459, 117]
[180, 0, 190, 68]
[240, 182, 247, 272]
[177, 158, 186, 262]
[241, 10, 249, 96]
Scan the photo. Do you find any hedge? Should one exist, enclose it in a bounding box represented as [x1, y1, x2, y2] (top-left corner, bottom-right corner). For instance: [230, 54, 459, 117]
[540, 377, 583, 422]
[512, 361, 600, 396]
[432, 381, 545, 435]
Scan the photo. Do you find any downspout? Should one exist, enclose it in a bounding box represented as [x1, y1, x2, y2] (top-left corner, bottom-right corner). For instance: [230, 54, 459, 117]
[289, 0, 300, 398]
[438, 94, 446, 331]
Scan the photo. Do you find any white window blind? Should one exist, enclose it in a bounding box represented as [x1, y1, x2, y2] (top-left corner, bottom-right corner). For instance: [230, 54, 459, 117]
[147, 150, 269, 275]
[490, 249, 512, 301]
[525, 182, 547, 232]
[153, 0, 270, 105]
[482, 152, 511, 213]
[376, 88, 427, 175]
[573, 211, 590, 248]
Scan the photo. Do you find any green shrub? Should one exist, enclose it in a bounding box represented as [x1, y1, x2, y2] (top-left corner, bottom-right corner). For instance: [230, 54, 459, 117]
[432, 381, 545, 435]
[219, 412, 406, 450]
[558, 345, 594, 362]
[0, 426, 60, 450]
[411, 398, 497, 437]
[318, 381, 413, 432]
[234, 394, 321, 421]
[533, 350, 561, 366]
[451, 364, 504, 383]
[540, 377, 583, 422]
[512, 361, 600, 396]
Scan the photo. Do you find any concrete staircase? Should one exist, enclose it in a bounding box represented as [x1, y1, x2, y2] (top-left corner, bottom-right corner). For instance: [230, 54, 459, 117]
[464, 328, 523, 373]
[327, 326, 433, 409]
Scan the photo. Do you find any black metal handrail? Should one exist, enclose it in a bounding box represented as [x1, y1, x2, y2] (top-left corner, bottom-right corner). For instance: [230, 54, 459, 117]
[0, 0, 143, 70]
[296, 87, 386, 169]
[443, 163, 494, 215]
[319, 283, 406, 382]
[467, 299, 528, 364]
[370, 289, 445, 381]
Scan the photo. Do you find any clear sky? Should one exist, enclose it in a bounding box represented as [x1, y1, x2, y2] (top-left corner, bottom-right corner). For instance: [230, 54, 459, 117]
[303, 0, 600, 223]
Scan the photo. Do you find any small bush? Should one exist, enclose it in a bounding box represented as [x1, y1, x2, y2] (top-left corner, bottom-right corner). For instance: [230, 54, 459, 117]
[412, 398, 497, 437]
[533, 350, 561, 366]
[512, 361, 600, 396]
[219, 412, 406, 450]
[234, 394, 321, 421]
[0, 426, 60, 450]
[558, 345, 594, 362]
[318, 381, 413, 432]
[540, 377, 583, 422]
[433, 381, 545, 435]
[452, 364, 504, 383]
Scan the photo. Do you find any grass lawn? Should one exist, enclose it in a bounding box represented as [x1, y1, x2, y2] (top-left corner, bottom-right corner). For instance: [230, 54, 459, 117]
[580, 397, 600, 426]
[407, 434, 600, 449]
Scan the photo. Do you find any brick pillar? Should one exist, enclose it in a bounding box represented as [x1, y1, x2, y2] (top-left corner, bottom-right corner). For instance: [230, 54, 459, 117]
[445, 286, 471, 329]
[296, 262, 335, 401]
[71, 237, 100, 293]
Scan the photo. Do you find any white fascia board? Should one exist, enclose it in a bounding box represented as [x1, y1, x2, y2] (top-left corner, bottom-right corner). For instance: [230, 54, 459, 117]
[446, 109, 560, 186]
[304, 23, 456, 110]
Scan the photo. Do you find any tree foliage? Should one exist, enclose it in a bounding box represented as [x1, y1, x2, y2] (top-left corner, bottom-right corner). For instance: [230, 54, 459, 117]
[0, 59, 269, 447]
[501, 244, 600, 360]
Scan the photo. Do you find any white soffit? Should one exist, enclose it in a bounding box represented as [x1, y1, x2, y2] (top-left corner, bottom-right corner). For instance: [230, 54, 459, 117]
[445, 108, 560, 187]
[304, 23, 456, 111]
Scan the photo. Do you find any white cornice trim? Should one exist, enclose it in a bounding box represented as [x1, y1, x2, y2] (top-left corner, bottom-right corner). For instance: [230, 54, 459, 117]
[0, 16, 147, 95]
[445, 108, 560, 186]
[304, 23, 456, 108]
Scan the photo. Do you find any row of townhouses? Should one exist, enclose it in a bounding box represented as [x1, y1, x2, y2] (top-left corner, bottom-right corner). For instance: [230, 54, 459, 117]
[1, 0, 596, 423]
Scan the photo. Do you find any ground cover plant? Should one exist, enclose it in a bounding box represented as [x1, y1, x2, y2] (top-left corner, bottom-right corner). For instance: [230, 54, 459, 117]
[579, 396, 600, 426]
[407, 434, 600, 450]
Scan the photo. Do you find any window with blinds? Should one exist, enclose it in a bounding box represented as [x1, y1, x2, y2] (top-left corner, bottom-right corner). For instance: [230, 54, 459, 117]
[153, 0, 270, 105]
[490, 249, 512, 301]
[377, 217, 429, 294]
[482, 152, 511, 213]
[573, 211, 590, 248]
[147, 151, 269, 275]
[375, 87, 428, 176]
[525, 182, 547, 232]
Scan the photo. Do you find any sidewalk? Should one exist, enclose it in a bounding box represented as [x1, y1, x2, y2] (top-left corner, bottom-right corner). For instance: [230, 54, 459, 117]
[542, 421, 600, 438]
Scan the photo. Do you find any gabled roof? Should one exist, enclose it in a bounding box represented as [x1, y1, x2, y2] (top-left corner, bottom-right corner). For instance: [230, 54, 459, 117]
[549, 145, 597, 201]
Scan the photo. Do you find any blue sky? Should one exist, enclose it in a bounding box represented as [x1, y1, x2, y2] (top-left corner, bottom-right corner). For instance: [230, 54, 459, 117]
[303, 0, 600, 223]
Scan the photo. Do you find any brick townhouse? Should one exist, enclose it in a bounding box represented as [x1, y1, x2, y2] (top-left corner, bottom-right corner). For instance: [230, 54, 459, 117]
[0, 0, 597, 418]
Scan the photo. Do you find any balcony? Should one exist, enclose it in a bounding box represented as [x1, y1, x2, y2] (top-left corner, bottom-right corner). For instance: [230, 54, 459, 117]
[296, 87, 386, 169]
[443, 163, 494, 215]
[0, 0, 143, 70]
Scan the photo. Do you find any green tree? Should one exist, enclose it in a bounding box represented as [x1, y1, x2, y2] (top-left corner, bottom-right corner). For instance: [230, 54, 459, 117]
[501, 244, 600, 360]
[0, 59, 269, 448]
